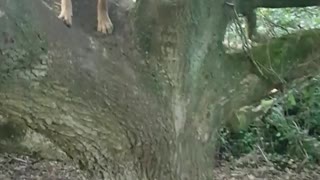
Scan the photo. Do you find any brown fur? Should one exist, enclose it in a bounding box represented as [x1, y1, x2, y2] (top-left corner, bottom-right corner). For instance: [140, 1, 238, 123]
[59, 0, 113, 34]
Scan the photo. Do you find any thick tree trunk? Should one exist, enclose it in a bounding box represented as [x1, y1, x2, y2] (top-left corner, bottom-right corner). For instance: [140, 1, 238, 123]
[1, 0, 320, 179]
[1, 0, 171, 179]
[1, 0, 228, 179]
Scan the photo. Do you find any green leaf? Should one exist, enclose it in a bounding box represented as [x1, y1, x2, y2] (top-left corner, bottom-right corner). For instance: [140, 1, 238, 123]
[288, 93, 296, 106]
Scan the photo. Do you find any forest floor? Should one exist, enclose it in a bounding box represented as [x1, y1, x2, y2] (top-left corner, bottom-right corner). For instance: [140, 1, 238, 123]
[0, 152, 319, 180]
[213, 152, 320, 180]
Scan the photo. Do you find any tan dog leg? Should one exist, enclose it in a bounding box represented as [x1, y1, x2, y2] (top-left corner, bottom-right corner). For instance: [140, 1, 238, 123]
[59, 0, 73, 26]
[97, 0, 113, 34]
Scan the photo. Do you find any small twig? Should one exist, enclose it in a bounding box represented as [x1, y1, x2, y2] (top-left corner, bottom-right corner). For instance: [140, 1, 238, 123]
[230, 5, 266, 79]
[12, 157, 28, 164]
[297, 157, 308, 173]
[261, 15, 290, 35]
[256, 145, 273, 166]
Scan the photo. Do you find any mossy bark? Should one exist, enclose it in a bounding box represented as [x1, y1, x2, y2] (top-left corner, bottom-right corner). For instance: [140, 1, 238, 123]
[224, 29, 320, 131]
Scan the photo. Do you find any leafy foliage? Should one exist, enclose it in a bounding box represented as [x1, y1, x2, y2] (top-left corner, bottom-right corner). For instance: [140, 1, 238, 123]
[218, 78, 320, 168]
[257, 7, 320, 36]
[224, 7, 320, 47]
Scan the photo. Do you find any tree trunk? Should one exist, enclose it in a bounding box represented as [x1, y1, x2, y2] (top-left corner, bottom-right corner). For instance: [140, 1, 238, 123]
[1, 0, 319, 179]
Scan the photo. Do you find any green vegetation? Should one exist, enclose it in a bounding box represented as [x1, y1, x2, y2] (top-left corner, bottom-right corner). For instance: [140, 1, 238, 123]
[225, 7, 320, 45]
[218, 77, 320, 169]
[219, 7, 320, 170]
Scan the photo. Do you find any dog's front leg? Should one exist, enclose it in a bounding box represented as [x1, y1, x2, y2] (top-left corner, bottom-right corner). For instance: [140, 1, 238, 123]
[59, 0, 73, 26]
[97, 0, 113, 34]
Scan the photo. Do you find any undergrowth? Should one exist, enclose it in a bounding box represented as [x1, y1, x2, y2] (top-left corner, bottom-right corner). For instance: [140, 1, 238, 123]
[218, 77, 320, 169]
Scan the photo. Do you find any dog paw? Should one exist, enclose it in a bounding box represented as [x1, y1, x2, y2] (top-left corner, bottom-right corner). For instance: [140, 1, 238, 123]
[97, 14, 113, 34]
[58, 10, 72, 26]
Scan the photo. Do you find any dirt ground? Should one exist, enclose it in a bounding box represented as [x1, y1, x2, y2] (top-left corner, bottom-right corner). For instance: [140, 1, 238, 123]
[0, 152, 319, 180]
[0, 153, 88, 180]
[214, 161, 320, 180]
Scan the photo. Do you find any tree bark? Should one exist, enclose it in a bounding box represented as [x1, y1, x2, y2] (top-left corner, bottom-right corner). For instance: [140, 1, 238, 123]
[1, 0, 320, 179]
[225, 29, 320, 130]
